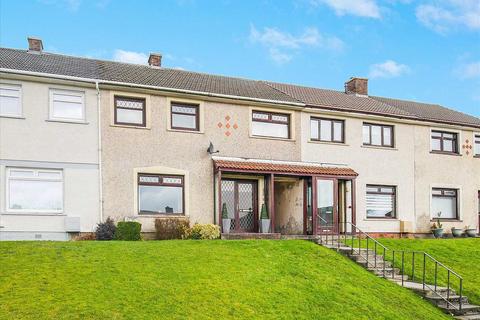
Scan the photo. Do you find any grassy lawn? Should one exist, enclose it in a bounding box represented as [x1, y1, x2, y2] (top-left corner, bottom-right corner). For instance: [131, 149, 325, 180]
[361, 238, 480, 306]
[0, 240, 450, 320]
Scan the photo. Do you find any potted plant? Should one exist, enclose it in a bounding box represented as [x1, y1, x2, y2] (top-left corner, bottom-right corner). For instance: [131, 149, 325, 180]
[464, 225, 477, 238]
[451, 227, 463, 238]
[221, 203, 231, 234]
[260, 204, 270, 234]
[431, 213, 443, 238]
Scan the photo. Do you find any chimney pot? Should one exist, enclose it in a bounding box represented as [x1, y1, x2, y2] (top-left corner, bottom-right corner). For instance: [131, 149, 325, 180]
[345, 77, 368, 96]
[27, 37, 43, 53]
[148, 53, 162, 67]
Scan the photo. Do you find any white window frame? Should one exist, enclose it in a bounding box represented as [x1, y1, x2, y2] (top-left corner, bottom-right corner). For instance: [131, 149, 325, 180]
[6, 167, 64, 214]
[49, 89, 86, 122]
[0, 83, 22, 117]
[474, 133, 480, 157]
[429, 184, 462, 220]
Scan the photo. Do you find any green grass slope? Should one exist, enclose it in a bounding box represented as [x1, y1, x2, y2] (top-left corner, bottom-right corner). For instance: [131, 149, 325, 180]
[0, 240, 450, 320]
[372, 238, 480, 305]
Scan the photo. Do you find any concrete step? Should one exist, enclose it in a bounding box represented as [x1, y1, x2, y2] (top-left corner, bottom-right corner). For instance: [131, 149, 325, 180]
[426, 295, 468, 305]
[455, 314, 480, 320]
[441, 304, 480, 316]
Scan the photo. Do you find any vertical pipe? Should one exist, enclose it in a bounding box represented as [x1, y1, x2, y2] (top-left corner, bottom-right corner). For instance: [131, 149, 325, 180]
[95, 81, 103, 224]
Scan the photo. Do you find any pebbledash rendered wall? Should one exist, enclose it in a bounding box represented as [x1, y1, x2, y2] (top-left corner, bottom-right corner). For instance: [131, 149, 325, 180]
[0, 76, 100, 240]
[100, 88, 302, 232]
[100, 86, 480, 235]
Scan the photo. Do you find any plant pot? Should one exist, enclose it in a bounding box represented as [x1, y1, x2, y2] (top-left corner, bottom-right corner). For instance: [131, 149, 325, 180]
[261, 219, 271, 234]
[451, 228, 463, 238]
[465, 229, 477, 238]
[222, 219, 231, 234]
[432, 228, 444, 238]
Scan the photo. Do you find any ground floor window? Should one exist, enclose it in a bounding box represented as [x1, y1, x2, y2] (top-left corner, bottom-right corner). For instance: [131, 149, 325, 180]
[366, 185, 396, 218]
[432, 188, 458, 219]
[138, 174, 184, 215]
[6, 167, 63, 212]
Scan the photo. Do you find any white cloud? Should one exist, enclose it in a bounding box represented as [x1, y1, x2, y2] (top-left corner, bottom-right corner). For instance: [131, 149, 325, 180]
[416, 0, 480, 34]
[455, 62, 480, 79]
[369, 60, 410, 78]
[113, 50, 148, 65]
[249, 25, 344, 64]
[311, 0, 381, 18]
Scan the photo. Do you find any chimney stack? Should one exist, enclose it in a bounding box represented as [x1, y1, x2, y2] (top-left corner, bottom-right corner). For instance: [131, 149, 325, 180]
[28, 37, 43, 53]
[148, 53, 162, 67]
[345, 77, 368, 96]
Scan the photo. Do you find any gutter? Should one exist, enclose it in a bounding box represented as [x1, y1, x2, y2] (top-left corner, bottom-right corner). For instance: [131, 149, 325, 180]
[95, 81, 104, 224]
[0, 68, 305, 107]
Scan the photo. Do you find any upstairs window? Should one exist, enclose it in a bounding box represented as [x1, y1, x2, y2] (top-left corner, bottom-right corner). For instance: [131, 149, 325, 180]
[431, 131, 458, 154]
[474, 134, 480, 156]
[432, 188, 458, 219]
[252, 111, 290, 139]
[0, 84, 22, 117]
[310, 117, 344, 143]
[366, 185, 396, 219]
[7, 168, 63, 213]
[138, 174, 184, 215]
[171, 102, 199, 131]
[363, 123, 394, 147]
[114, 96, 146, 127]
[49, 89, 85, 121]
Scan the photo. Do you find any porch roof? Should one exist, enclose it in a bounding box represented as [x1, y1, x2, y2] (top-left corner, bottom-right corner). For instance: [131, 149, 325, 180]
[213, 157, 358, 177]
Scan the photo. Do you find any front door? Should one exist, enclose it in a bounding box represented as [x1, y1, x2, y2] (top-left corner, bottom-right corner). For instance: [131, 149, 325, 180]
[314, 177, 338, 234]
[221, 179, 257, 233]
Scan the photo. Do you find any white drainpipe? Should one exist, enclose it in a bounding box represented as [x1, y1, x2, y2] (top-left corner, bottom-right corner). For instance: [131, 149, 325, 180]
[96, 81, 104, 224]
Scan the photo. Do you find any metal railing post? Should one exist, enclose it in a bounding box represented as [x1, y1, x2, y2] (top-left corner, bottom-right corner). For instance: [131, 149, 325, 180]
[401, 251, 405, 286]
[374, 242, 377, 268]
[422, 252, 426, 291]
[366, 237, 369, 266]
[434, 262, 438, 292]
[447, 270, 450, 301]
[459, 279, 463, 311]
[411, 252, 415, 282]
[392, 251, 396, 279]
[383, 247, 386, 278]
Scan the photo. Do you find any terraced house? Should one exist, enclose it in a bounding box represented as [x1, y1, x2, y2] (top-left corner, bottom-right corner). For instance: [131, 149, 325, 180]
[1, 38, 479, 240]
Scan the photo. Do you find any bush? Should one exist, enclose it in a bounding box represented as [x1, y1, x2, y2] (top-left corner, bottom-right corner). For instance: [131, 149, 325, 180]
[183, 223, 220, 240]
[155, 218, 190, 240]
[95, 217, 116, 240]
[73, 232, 96, 241]
[114, 221, 142, 241]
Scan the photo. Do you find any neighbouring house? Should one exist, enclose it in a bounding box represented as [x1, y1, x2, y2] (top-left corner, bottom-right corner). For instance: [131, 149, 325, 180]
[0, 38, 479, 240]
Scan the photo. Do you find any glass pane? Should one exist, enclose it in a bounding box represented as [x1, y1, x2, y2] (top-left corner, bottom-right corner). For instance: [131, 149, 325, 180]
[475, 141, 480, 155]
[163, 177, 182, 184]
[9, 180, 63, 211]
[444, 190, 456, 196]
[310, 119, 319, 140]
[443, 139, 454, 152]
[380, 187, 393, 193]
[139, 185, 183, 214]
[116, 108, 143, 125]
[252, 112, 269, 120]
[362, 125, 370, 144]
[432, 189, 442, 196]
[172, 105, 196, 114]
[431, 138, 441, 151]
[432, 196, 456, 219]
[443, 133, 454, 139]
[9, 170, 34, 178]
[317, 180, 334, 227]
[139, 176, 160, 183]
[116, 98, 144, 109]
[333, 122, 343, 141]
[320, 120, 332, 141]
[366, 186, 379, 193]
[252, 121, 289, 138]
[383, 127, 392, 146]
[172, 113, 197, 129]
[367, 193, 394, 218]
[271, 114, 288, 123]
[53, 93, 82, 104]
[0, 87, 21, 97]
[0, 96, 21, 115]
[431, 131, 441, 138]
[38, 171, 62, 179]
[52, 101, 83, 119]
[371, 125, 382, 145]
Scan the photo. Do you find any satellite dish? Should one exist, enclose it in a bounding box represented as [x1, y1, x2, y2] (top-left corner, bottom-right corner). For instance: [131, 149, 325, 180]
[207, 142, 219, 155]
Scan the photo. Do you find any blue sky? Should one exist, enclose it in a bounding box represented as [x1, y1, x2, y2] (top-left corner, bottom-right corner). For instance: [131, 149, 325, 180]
[1, 0, 479, 116]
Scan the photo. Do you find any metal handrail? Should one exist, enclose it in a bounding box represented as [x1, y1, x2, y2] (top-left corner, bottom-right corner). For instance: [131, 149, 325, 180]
[318, 220, 464, 311]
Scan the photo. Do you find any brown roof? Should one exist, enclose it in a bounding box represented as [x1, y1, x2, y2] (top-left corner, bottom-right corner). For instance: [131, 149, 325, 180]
[213, 158, 358, 177]
[1, 47, 479, 128]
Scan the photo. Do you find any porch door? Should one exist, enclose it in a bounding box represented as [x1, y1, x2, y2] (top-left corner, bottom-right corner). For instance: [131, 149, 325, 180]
[314, 177, 338, 234]
[221, 180, 257, 233]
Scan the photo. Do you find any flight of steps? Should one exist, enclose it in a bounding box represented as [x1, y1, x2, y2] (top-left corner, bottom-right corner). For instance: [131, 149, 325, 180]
[318, 240, 480, 320]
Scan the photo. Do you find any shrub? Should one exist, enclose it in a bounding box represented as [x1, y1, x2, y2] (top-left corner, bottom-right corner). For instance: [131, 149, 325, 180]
[95, 217, 116, 240]
[114, 221, 142, 241]
[155, 217, 189, 240]
[260, 203, 269, 219]
[73, 232, 96, 241]
[183, 223, 220, 240]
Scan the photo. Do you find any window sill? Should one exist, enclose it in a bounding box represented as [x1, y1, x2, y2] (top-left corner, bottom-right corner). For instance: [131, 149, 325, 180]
[137, 214, 187, 218]
[0, 115, 25, 119]
[361, 145, 397, 151]
[167, 128, 204, 134]
[429, 151, 461, 156]
[110, 123, 150, 130]
[308, 140, 349, 146]
[46, 119, 89, 125]
[364, 218, 398, 221]
[250, 135, 295, 142]
[430, 219, 462, 222]
[2, 212, 66, 216]
[473, 155, 480, 158]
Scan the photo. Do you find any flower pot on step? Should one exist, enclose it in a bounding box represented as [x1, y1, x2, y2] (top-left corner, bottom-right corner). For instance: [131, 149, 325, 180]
[222, 219, 231, 234]
[465, 229, 477, 237]
[261, 219, 271, 234]
[432, 228, 444, 238]
[451, 227, 463, 238]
